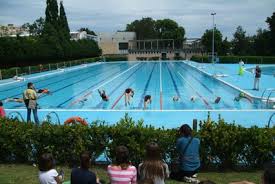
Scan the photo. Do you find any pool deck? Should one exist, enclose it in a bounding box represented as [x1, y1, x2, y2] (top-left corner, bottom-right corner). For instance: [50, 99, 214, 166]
[186, 61, 275, 99]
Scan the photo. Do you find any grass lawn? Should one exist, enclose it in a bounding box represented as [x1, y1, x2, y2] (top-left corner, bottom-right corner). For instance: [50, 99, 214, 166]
[0, 164, 262, 184]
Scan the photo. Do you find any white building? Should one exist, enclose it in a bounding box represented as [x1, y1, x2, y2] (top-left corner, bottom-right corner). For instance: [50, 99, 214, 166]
[97, 31, 136, 55]
[70, 31, 97, 41]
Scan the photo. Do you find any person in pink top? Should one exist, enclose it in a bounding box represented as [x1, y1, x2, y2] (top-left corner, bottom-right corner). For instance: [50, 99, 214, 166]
[0, 101, 6, 118]
[107, 146, 137, 184]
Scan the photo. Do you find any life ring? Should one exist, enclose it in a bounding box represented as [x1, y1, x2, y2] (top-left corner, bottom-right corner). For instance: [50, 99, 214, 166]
[64, 116, 88, 126]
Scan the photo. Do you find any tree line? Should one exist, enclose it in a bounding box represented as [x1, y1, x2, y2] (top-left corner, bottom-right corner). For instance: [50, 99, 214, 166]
[0, 0, 101, 68]
[201, 12, 275, 56]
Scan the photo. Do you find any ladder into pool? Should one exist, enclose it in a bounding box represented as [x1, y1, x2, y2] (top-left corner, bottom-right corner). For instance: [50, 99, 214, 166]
[261, 88, 275, 108]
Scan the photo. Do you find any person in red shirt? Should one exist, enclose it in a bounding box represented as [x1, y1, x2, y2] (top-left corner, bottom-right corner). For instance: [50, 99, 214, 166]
[0, 101, 6, 117]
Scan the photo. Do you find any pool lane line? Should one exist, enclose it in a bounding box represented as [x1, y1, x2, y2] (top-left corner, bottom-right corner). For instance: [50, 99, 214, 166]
[60, 63, 140, 108]
[94, 63, 145, 109]
[138, 63, 157, 109]
[160, 62, 163, 110]
[176, 62, 232, 108]
[2, 63, 126, 102]
[68, 91, 93, 108]
[166, 63, 181, 97]
[0, 62, 102, 92]
[177, 72, 212, 109]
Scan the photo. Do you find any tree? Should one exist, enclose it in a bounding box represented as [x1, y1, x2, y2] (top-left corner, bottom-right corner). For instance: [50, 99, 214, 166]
[201, 28, 223, 54]
[155, 19, 185, 40]
[266, 12, 275, 54]
[79, 28, 96, 36]
[59, 1, 70, 40]
[22, 17, 45, 36]
[232, 26, 250, 55]
[45, 0, 59, 28]
[220, 37, 231, 55]
[254, 28, 271, 55]
[126, 17, 158, 40]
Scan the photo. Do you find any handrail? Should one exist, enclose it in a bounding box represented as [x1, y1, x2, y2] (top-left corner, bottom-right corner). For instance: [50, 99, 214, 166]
[44, 111, 61, 125]
[266, 91, 275, 108]
[7, 111, 24, 122]
[267, 112, 275, 128]
[261, 88, 275, 99]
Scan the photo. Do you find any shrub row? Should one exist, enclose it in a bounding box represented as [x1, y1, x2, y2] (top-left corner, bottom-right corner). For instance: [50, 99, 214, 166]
[191, 55, 275, 64]
[0, 114, 274, 170]
[0, 57, 100, 79]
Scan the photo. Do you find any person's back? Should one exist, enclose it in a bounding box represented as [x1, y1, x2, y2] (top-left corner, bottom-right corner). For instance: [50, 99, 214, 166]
[71, 151, 97, 184]
[176, 136, 200, 171]
[107, 165, 137, 184]
[39, 169, 59, 184]
[0, 101, 5, 117]
[71, 167, 96, 184]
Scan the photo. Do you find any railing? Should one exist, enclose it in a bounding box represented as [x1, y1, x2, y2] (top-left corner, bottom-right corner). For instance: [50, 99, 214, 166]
[0, 58, 99, 80]
[267, 112, 275, 128]
[261, 88, 275, 108]
[7, 111, 24, 122]
[44, 111, 61, 125]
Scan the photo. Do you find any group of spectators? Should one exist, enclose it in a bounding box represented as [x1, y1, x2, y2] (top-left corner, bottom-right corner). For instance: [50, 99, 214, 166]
[37, 124, 275, 184]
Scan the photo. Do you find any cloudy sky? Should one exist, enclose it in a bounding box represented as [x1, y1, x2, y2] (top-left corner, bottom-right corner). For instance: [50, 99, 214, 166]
[0, 0, 274, 39]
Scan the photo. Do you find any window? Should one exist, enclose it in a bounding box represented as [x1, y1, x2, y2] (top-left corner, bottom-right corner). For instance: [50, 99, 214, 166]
[119, 42, 129, 50]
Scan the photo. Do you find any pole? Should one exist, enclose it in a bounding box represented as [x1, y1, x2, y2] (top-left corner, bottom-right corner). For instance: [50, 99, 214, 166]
[29, 66, 31, 74]
[211, 12, 216, 64]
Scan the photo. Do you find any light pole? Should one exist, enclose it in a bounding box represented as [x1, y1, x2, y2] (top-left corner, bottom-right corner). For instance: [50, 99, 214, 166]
[211, 12, 216, 64]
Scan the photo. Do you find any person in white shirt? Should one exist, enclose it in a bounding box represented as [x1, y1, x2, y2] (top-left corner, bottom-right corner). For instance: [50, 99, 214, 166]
[38, 153, 63, 184]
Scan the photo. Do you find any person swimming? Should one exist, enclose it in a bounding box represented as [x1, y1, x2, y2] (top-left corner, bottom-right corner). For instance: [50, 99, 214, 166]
[173, 96, 180, 102]
[5, 97, 24, 103]
[234, 92, 253, 103]
[37, 89, 51, 94]
[98, 89, 109, 101]
[144, 95, 152, 109]
[190, 96, 221, 104]
[190, 96, 197, 102]
[125, 88, 134, 106]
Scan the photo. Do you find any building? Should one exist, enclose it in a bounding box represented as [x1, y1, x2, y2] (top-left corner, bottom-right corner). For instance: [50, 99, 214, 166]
[97, 32, 136, 55]
[0, 24, 29, 37]
[70, 31, 97, 41]
[97, 31, 204, 60]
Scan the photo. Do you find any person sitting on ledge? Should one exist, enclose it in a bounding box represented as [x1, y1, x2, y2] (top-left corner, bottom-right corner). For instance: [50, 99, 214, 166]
[234, 92, 253, 103]
[125, 88, 134, 106]
[144, 95, 152, 110]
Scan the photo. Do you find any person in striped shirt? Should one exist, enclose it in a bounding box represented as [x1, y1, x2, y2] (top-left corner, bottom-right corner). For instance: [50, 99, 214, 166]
[107, 146, 137, 184]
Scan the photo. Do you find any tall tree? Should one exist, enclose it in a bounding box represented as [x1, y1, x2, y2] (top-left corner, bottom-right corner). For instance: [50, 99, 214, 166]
[220, 37, 231, 55]
[23, 17, 45, 36]
[232, 26, 250, 55]
[59, 1, 70, 40]
[45, 0, 59, 28]
[254, 28, 271, 55]
[155, 19, 185, 40]
[266, 12, 275, 54]
[79, 28, 96, 36]
[126, 17, 157, 40]
[201, 28, 223, 54]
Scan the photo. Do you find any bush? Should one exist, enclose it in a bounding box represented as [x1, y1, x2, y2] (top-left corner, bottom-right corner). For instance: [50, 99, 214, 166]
[191, 55, 275, 64]
[0, 115, 274, 170]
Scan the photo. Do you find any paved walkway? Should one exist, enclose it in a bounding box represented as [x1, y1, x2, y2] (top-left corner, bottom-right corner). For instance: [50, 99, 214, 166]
[187, 61, 275, 99]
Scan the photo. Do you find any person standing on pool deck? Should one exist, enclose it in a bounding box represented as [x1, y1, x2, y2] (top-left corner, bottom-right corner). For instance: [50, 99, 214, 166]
[23, 82, 39, 124]
[98, 89, 109, 101]
[144, 95, 152, 110]
[253, 65, 261, 90]
[125, 88, 134, 106]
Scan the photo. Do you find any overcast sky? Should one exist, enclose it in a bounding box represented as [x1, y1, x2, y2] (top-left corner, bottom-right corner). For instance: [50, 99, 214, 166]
[0, 0, 274, 39]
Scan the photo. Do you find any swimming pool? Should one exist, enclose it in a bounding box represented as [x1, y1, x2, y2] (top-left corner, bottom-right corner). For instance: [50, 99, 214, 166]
[1, 61, 274, 128]
[0, 61, 268, 110]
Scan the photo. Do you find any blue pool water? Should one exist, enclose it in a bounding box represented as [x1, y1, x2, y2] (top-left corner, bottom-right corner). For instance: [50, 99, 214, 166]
[0, 61, 268, 110]
[1, 61, 274, 128]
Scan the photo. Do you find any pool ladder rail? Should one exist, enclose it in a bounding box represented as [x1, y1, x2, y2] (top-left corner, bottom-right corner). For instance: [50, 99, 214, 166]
[261, 88, 275, 108]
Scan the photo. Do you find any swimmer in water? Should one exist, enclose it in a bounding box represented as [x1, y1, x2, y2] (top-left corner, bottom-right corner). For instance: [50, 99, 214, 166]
[125, 88, 134, 106]
[234, 92, 253, 103]
[173, 96, 180, 102]
[144, 95, 152, 110]
[98, 89, 109, 101]
[190, 96, 197, 102]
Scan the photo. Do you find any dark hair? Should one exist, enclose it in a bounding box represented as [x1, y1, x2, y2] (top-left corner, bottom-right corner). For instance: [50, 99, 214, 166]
[179, 124, 192, 137]
[27, 82, 33, 89]
[138, 179, 154, 184]
[199, 180, 216, 184]
[38, 153, 55, 171]
[140, 142, 165, 179]
[80, 151, 91, 169]
[0, 101, 3, 106]
[114, 145, 130, 170]
[263, 162, 275, 184]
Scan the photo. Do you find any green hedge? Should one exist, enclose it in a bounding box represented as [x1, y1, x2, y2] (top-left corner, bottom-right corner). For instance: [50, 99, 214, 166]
[0, 57, 100, 79]
[191, 55, 275, 64]
[0, 114, 274, 170]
